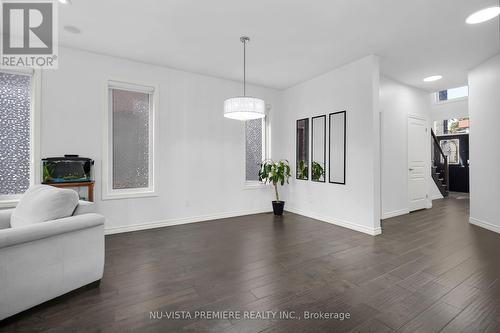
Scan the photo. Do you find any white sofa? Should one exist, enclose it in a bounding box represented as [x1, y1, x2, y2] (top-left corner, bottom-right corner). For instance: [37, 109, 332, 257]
[0, 185, 105, 320]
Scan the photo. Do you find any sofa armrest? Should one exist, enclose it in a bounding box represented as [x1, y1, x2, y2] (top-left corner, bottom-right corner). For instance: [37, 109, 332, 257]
[73, 200, 95, 216]
[0, 213, 104, 249]
[0, 209, 13, 230]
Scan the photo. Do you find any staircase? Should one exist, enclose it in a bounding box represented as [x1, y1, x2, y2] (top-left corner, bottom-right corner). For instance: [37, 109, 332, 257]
[431, 129, 449, 197]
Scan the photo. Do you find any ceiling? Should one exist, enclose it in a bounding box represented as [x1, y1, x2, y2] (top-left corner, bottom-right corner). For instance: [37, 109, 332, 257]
[59, 0, 500, 92]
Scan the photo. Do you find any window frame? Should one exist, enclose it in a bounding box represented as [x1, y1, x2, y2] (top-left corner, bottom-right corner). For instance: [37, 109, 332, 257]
[0, 67, 41, 208]
[102, 79, 159, 200]
[243, 110, 270, 189]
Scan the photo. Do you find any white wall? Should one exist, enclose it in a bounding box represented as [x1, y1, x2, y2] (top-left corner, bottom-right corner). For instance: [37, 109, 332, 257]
[430, 96, 468, 122]
[36, 48, 458, 236]
[379, 76, 436, 219]
[380, 77, 407, 218]
[468, 53, 500, 234]
[40, 47, 282, 233]
[273, 56, 381, 235]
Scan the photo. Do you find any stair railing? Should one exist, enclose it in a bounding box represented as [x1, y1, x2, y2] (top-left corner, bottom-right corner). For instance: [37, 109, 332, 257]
[431, 129, 449, 191]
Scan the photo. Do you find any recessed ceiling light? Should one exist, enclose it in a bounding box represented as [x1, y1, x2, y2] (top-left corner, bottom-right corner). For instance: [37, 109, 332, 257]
[466, 7, 500, 24]
[64, 25, 81, 34]
[423, 75, 442, 82]
[59, 0, 72, 4]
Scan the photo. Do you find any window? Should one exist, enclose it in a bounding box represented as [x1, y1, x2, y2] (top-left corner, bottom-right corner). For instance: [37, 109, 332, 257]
[103, 81, 157, 199]
[0, 68, 39, 206]
[433, 118, 470, 136]
[245, 117, 267, 183]
[437, 86, 468, 102]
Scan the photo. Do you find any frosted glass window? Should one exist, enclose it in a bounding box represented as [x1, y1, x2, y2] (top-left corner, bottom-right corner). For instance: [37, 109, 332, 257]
[111, 89, 150, 189]
[245, 118, 265, 181]
[0, 72, 31, 195]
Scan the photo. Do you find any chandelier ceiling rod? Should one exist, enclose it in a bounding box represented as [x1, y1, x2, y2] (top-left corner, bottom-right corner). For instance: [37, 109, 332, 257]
[241, 36, 249, 96]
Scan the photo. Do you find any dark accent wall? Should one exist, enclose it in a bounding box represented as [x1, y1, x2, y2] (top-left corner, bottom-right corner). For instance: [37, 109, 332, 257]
[437, 134, 469, 193]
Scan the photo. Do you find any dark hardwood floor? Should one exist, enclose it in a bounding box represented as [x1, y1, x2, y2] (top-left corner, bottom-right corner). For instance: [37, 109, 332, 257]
[2, 194, 500, 332]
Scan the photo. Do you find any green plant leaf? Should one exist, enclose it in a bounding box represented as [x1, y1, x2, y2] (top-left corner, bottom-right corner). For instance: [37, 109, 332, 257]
[258, 159, 291, 192]
[311, 161, 325, 181]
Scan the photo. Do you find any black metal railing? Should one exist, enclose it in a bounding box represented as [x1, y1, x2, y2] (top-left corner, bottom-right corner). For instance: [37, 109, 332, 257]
[431, 129, 449, 195]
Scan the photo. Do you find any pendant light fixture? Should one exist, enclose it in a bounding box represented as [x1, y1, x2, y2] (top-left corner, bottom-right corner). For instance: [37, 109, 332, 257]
[224, 36, 266, 120]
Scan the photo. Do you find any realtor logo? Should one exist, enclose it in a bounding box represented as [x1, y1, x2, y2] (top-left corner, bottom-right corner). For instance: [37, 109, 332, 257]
[1, 0, 58, 68]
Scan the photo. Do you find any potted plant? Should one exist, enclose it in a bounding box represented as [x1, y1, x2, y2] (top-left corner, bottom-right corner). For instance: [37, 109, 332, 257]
[258, 159, 291, 215]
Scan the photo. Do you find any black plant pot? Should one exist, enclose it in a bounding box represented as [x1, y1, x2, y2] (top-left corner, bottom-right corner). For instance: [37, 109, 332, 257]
[272, 201, 285, 216]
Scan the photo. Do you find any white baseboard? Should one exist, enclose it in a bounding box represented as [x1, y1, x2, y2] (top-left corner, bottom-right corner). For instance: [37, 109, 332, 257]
[105, 207, 383, 237]
[286, 207, 381, 236]
[105, 209, 272, 235]
[381, 209, 410, 220]
[469, 217, 500, 235]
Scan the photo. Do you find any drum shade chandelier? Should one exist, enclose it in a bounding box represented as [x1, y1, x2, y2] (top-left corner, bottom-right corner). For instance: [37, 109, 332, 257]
[224, 36, 265, 120]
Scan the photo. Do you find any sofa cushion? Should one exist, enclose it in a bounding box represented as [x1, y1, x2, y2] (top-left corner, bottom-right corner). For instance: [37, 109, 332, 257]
[10, 185, 79, 228]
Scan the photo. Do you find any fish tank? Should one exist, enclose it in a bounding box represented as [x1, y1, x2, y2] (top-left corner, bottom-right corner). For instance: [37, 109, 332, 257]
[42, 155, 94, 183]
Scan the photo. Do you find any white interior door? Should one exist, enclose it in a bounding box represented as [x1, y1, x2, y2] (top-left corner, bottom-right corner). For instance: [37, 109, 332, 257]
[408, 116, 427, 212]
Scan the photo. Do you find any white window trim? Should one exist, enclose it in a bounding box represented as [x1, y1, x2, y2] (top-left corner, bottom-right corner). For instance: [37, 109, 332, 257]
[0, 67, 41, 208]
[243, 106, 271, 189]
[102, 79, 159, 200]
